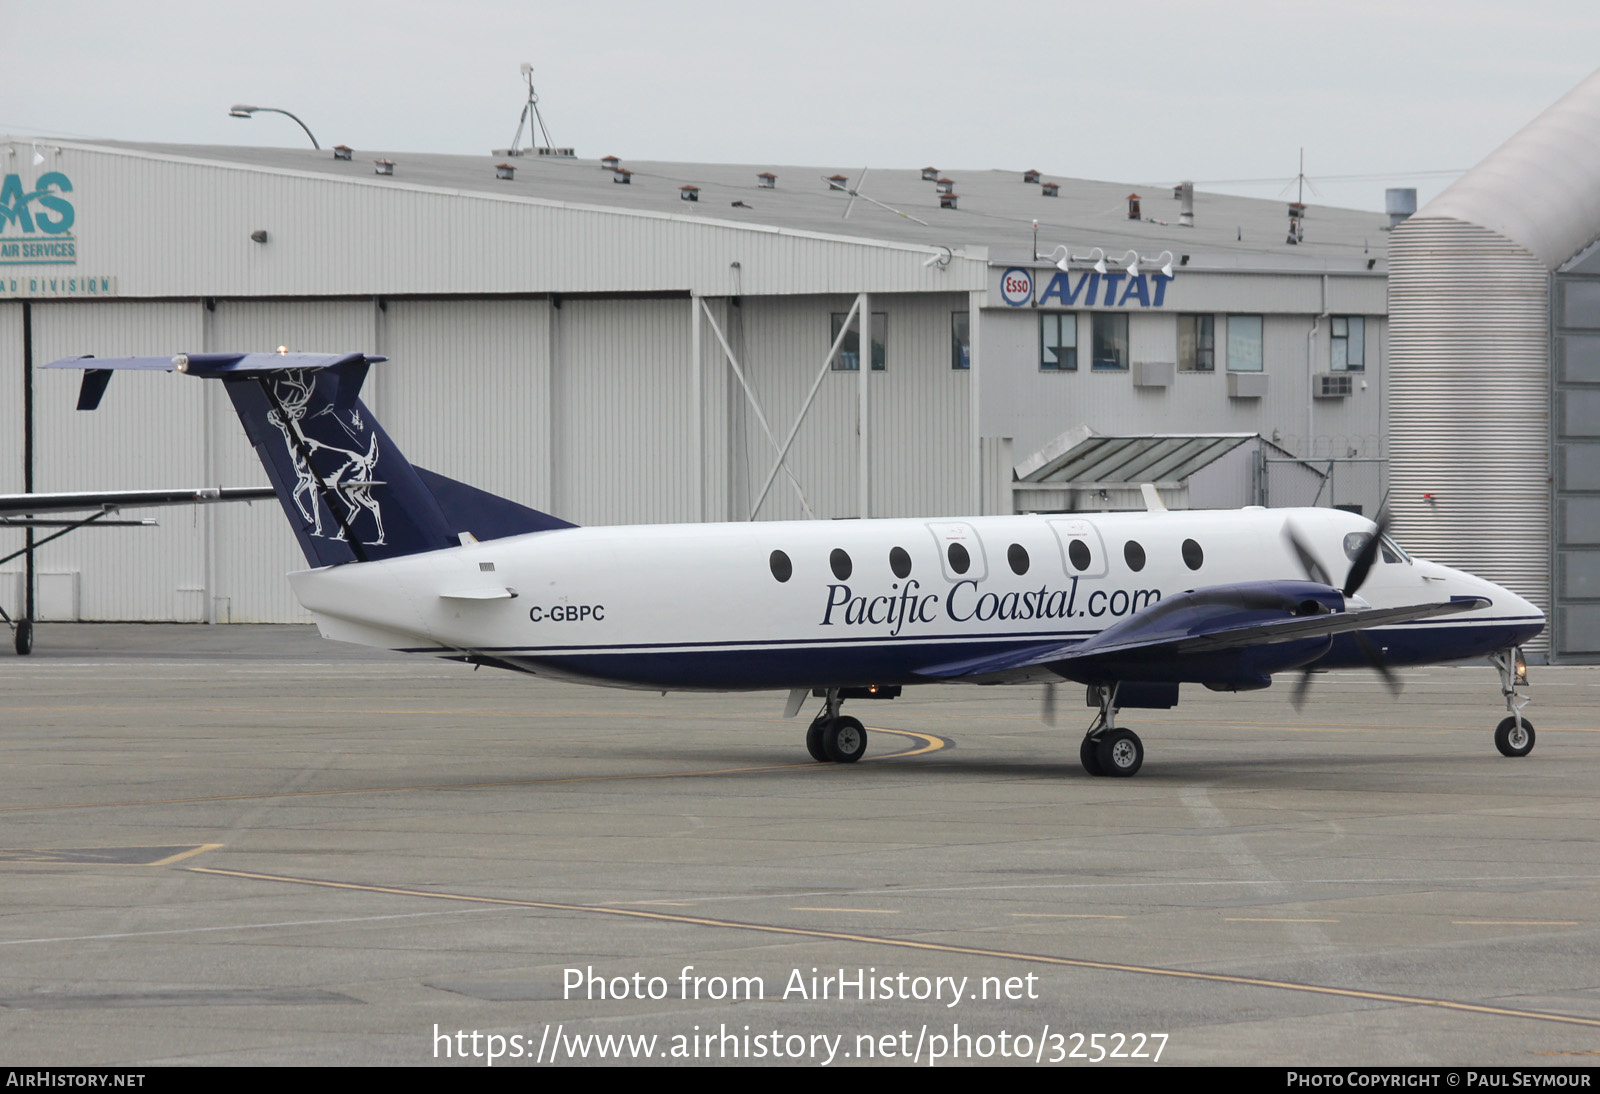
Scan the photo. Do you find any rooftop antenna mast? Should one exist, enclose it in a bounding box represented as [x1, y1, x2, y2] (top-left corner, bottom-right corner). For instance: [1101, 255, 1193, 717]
[508, 62, 555, 157]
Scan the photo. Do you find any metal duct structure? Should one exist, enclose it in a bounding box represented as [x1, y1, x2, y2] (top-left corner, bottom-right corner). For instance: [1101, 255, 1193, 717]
[1389, 67, 1600, 657]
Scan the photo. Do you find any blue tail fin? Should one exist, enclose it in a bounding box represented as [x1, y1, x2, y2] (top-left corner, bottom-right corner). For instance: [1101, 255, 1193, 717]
[46, 352, 575, 567]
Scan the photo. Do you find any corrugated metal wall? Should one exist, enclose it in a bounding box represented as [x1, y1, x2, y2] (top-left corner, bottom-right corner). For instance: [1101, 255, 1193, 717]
[1389, 217, 1550, 645]
[381, 298, 553, 512]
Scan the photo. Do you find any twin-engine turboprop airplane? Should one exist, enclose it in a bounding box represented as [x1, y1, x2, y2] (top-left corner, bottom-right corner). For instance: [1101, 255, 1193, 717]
[45, 351, 1546, 777]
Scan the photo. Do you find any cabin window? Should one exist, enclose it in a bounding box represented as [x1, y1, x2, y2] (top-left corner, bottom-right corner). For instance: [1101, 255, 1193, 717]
[947, 542, 971, 574]
[1182, 538, 1204, 570]
[1124, 540, 1146, 572]
[769, 550, 792, 582]
[1007, 543, 1029, 575]
[889, 546, 912, 578]
[1067, 539, 1091, 571]
[829, 548, 853, 581]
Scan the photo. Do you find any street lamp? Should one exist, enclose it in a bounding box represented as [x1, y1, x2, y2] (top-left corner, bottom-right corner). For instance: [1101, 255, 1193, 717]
[228, 105, 320, 149]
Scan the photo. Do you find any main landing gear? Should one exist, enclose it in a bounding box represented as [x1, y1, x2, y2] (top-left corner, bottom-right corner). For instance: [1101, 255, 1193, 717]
[1080, 684, 1143, 778]
[1490, 648, 1535, 758]
[0, 604, 31, 656]
[806, 689, 869, 764]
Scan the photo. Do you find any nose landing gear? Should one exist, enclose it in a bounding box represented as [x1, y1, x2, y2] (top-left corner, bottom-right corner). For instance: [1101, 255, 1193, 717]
[1489, 648, 1534, 758]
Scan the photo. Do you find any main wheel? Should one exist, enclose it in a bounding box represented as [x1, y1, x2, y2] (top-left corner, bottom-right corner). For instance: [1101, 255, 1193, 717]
[806, 718, 829, 762]
[1494, 716, 1535, 758]
[14, 619, 32, 656]
[1095, 728, 1143, 777]
[1079, 734, 1104, 777]
[824, 716, 867, 763]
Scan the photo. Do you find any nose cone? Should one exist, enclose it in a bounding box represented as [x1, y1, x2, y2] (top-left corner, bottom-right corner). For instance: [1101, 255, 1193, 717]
[1434, 562, 1546, 646]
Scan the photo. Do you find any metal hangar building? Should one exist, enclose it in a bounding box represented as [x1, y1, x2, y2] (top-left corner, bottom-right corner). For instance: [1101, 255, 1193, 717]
[1, 138, 1389, 623]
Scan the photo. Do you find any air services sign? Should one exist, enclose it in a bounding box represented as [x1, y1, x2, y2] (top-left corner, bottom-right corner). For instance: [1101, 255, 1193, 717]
[1, 172, 76, 265]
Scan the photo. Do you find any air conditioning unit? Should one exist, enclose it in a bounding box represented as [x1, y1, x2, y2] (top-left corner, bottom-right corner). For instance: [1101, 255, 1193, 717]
[1314, 373, 1354, 398]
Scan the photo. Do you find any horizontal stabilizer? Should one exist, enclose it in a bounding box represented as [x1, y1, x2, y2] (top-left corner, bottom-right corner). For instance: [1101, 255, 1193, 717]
[0, 486, 276, 516]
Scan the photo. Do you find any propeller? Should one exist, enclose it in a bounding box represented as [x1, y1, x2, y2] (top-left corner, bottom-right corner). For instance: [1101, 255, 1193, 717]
[1041, 681, 1057, 726]
[1283, 511, 1399, 709]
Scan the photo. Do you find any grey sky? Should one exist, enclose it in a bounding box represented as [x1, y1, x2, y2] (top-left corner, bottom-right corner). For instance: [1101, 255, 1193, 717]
[5, 1, 1597, 211]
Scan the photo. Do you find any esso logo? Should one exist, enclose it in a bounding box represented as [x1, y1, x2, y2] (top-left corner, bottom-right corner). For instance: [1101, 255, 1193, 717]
[1000, 267, 1034, 307]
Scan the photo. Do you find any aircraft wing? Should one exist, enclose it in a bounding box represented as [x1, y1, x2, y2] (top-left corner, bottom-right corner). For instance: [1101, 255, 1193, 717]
[915, 585, 1490, 680]
[0, 487, 277, 517]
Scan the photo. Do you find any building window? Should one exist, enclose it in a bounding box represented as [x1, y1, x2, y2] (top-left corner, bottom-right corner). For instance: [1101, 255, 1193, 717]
[951, 311, 970, 370]
[1178, 314, 1215, 372]
[1092, 313, 1129, 370]
[1040, 313, 1077, 371]
[1227, 315, 1263, 372]
[830, 311, 886, 371]
[1331, 316, 1364, 371]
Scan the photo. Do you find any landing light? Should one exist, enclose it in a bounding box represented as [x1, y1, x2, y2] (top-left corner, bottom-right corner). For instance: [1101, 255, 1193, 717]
[1514, 649, 1528, 686]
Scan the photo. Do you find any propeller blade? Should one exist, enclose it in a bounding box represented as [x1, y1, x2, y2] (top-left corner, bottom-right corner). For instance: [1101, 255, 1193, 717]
[1041, 682, 1057, 726]
[1342, 511, 1391, 598]
[1283, 522, 1332, 586]
[1352, 631, 1401, 696]
[1289, 668, 1314, 711]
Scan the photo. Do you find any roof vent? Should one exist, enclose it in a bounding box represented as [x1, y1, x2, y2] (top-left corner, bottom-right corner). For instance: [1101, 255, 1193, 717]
[827, 174, 848, 190]
[374, 159, 395, 176]
[921, 166, 939, 181]
[935, 177, 955, 194]
[1385, 187, 1417, 228]
[601, 155, 620, 170]
[1127, 193, 1141, 219]
[495, 163, 516, 180]
[939, 192, 959, 210]
[332, 145, 353, 161]
[680, 185, 700, 202]
[613, 168, 632, 184]
[757, 172, 776, 188]
[1177, 180, 1194, 227]
[1041, 181, 1059, 197]
[1023, 169, 1040, 184]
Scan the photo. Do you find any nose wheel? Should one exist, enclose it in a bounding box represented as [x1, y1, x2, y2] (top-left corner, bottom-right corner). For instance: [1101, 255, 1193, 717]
[1490, 648, 1535, 758]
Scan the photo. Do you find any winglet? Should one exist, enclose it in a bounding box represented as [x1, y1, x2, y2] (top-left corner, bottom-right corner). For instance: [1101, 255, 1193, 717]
[1140, 483, 1167, 512]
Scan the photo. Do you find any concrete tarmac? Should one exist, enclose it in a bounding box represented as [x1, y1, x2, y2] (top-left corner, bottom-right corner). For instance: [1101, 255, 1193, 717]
[3, 624, 1599, 1067]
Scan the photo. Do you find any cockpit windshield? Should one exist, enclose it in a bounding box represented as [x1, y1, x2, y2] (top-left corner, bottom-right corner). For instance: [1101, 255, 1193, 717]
[1379, 534, 1410, 564]
[1343, 531, 1412, 565]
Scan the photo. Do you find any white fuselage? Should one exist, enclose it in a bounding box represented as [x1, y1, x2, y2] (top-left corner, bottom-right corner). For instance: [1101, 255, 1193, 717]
[288, 507, 1544, 692]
